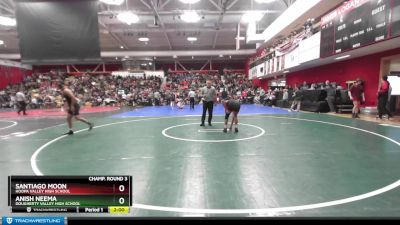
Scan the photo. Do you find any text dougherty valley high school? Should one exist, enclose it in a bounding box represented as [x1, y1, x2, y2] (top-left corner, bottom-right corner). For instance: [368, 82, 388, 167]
[14, 195, 80, 206]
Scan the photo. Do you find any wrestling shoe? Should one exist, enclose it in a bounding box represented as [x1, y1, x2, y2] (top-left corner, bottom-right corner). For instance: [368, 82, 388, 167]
[65, 130, 74, 135]
[89, 122, 94, 131]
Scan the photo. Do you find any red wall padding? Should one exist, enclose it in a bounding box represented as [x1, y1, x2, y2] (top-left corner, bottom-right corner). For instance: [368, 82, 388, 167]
[286, 48, 400, 106]
[0, 66, 33, 89]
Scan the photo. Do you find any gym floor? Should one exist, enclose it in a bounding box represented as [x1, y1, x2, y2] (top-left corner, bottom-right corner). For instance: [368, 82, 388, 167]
[1, 105, 400, 217]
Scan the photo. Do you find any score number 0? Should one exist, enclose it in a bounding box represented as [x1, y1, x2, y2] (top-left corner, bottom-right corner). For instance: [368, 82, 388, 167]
[118, 184, 126, 205]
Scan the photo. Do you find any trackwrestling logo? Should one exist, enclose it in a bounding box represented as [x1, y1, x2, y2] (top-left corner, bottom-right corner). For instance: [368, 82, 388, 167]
[2, 217, 64, 225]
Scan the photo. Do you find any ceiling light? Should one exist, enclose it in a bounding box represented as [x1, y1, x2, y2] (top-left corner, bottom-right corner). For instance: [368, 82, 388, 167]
[100, 0, 124, 5]
[187, 37, 198, 42]
[181, 11, 201, 23]
[335, 55, 351, 60]
[179, 0, 200, 3]
[283, 70, 290, 74]
[229, 56, 232, 59]
[0, 40, 4, 45]
[0, 16, 16, 26]
[219, 54, 223, 58]
[192, 56, 194, 59]
[141, 63, 147, 66]
[173, 55, 178, 59]
[138, 37, 149, 42]
[120, 45, 124, 49]
[117, 12, 139, 25]
[241, 11, 264, 23]
[149, 62, 153, 66]
[255, 0, 275, 3]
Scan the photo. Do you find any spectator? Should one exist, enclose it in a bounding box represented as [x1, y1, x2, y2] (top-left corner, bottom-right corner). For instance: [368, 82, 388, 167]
[377, 75, 393, 119]
[325, 83, 337, 113]
[259, 88, 266, 105]
[282, 88, 289, 102]
[349, 78, 365, 119]
[290, 87, 303, 112]
[300, 81, 309, 90]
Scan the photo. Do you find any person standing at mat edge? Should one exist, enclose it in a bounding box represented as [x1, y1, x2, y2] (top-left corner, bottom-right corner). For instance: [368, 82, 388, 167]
[200, 80, 217, 126]
[223, 97, 241, 133]
[377, 75, 393, 120]
[349, 78, 365, 119]
[188, 88, 196, 110]
[16, 89, 27, 115]
[58, 83, 93, 135]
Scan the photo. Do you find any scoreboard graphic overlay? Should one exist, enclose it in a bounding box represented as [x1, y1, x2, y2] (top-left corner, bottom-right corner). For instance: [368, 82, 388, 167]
[8, 176, 132, 214]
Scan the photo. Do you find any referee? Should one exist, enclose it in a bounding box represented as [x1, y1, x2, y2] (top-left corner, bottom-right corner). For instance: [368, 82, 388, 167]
[200, 80, 217, 126]
[16, 89, 27, 116]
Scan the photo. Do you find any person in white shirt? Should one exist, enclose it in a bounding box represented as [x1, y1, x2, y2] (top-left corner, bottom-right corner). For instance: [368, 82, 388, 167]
[188, 89, 196, 110]
[16, 89, 27, 115]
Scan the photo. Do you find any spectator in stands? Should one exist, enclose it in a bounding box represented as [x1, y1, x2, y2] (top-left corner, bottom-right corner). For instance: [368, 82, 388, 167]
[309, 83, 316, 90]
[265, 91, 276, 106]
[324, 80, 331, 89]
[154, 90, 161, 106]
[254, 93, 261, 104]
[1, 72, 255, 110]
[0, 94, 6, 108]
[259, 88, 266, 105]
[169, 92, 176, 108]
[30, 96, 38, 109]
[300, 81, 309, 90]
[241, 89, 248, 104]
[349, 78, 365, 119]
[221, 88, 228, 101]
[377, 75, 393, 120]
[290, 87, 303, 112]
[282, 88, 289, 102]
[177, 96, 185, 109]
[10, 93, 16, 109]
